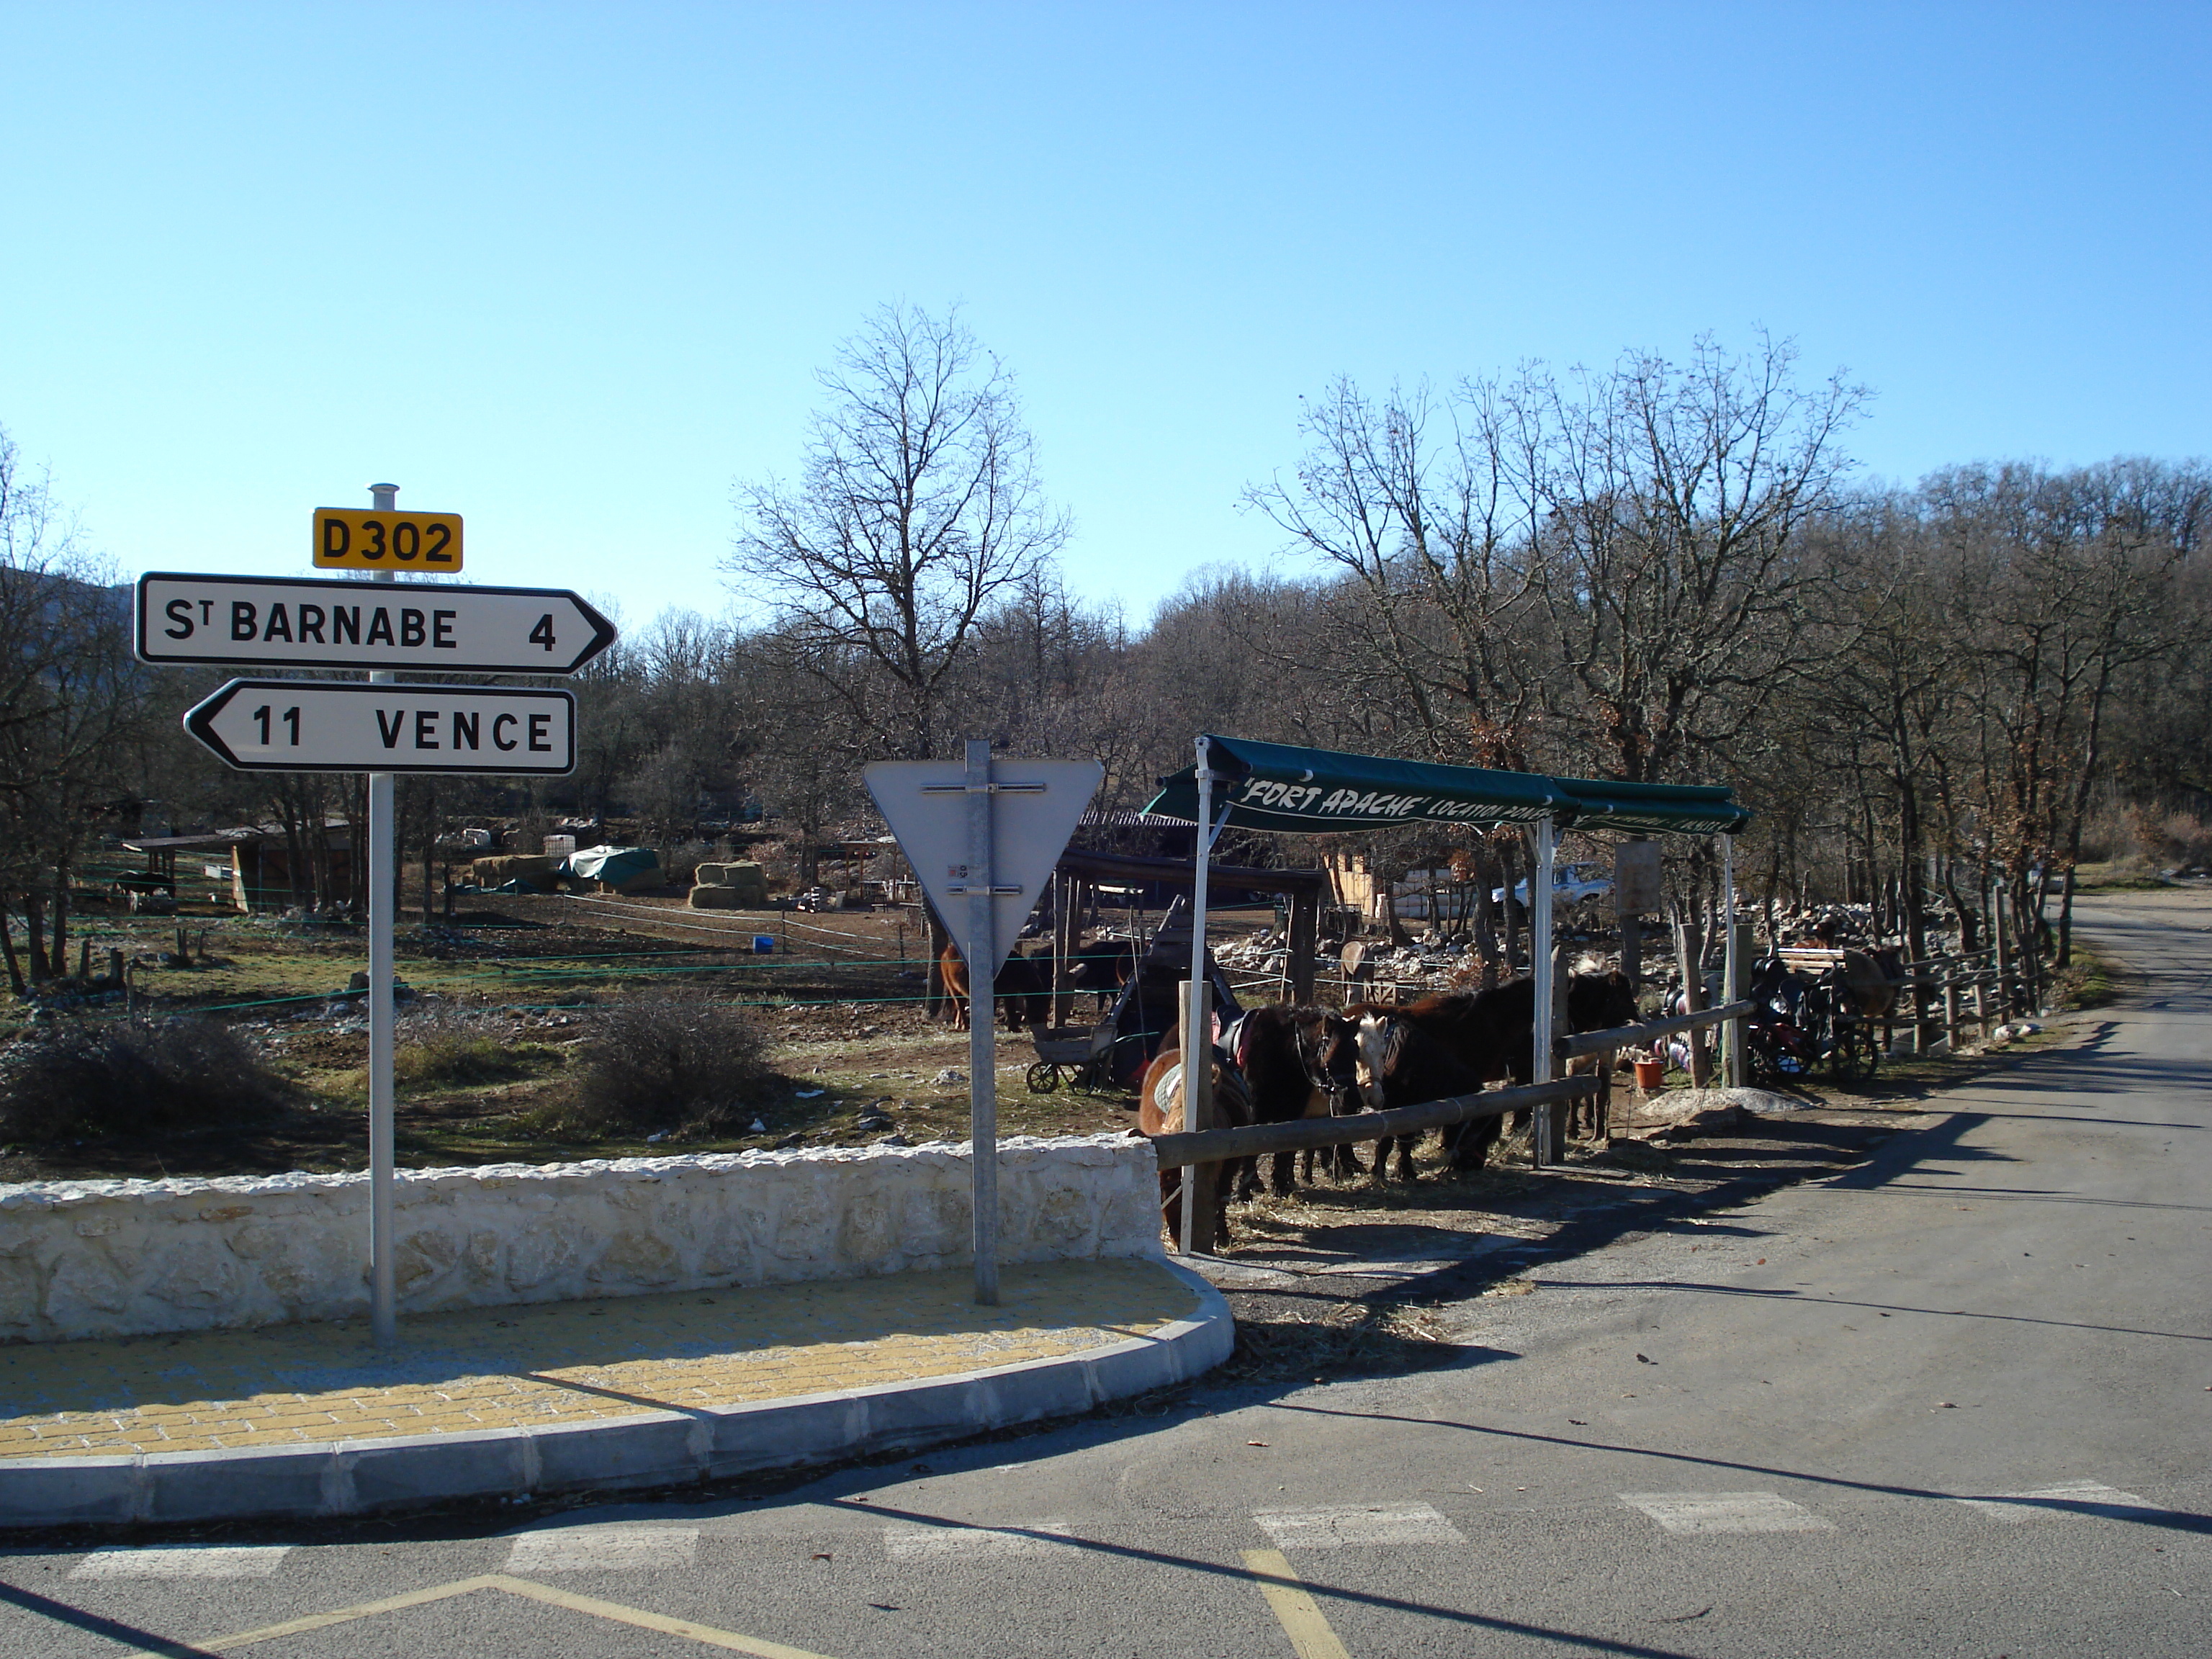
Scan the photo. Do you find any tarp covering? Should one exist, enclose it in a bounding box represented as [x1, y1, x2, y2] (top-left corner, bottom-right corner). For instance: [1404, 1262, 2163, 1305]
[562, 845, 663, 892]
[1143, 734, 1750, 837]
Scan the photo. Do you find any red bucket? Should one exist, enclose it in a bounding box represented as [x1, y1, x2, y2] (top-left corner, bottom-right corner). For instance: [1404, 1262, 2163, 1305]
[1632, 1057, 1665, 1092]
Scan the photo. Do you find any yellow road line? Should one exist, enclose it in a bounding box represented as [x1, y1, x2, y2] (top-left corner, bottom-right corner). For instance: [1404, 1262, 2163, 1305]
[1241, 1549, 1353, 1659]
[485, 1576, 840, 1658]
[193, 1571, 841, 1658]
[194, 1573, 508, 1648]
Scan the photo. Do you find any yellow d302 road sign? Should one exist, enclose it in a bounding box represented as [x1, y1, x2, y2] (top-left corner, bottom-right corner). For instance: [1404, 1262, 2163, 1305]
[313, 508, 463, 571]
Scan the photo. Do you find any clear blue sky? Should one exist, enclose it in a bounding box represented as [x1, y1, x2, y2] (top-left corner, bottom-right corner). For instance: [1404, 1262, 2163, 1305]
[3, 3, 2206, 626]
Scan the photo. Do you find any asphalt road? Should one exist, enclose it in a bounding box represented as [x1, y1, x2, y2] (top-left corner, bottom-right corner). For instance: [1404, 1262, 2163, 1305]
[4, 891, 2207, 1658]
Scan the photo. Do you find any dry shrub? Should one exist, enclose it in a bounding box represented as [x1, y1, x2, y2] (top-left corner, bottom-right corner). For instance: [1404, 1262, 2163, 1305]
[2076, 801, 2136, 864]
[2140, 807, 2212, 871]
[570, 995, 778, 1134]
[0, 1017, 289, 1143]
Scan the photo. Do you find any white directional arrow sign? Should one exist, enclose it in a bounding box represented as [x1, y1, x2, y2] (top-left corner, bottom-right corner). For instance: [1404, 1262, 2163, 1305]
[184, 679, 576, 775]
[864, 755, 1103, 974]
[135, 572, 617, 675]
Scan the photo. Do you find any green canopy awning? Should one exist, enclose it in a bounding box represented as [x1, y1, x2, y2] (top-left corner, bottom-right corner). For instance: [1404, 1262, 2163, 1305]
[1143, 734, 1750, 837]
[1544, 774, 1752, 836]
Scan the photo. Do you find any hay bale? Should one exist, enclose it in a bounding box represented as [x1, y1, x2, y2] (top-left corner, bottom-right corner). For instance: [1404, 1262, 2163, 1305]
[696, 860, 768, 904]
[689, 884, 744, 909]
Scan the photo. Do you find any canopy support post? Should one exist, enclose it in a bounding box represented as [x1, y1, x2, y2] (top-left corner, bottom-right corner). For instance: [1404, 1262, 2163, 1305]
[1721, 834, 1742, 1087]
[1181, 737, 1224, 1254]
[1531, 817, 1557, 1167]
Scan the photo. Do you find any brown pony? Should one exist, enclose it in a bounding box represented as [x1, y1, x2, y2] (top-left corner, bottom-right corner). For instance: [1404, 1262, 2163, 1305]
[938, 944, 1052, 1030]
[1137, 1040, 1254, 1246]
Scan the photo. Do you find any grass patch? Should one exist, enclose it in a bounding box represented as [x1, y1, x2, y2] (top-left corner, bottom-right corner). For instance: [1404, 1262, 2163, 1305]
[2052, 943, 2119, 1011]
[392, 1034, 535, 1087]
[391, 1013, 548, 1088]
[2070, 853, 2172, 890]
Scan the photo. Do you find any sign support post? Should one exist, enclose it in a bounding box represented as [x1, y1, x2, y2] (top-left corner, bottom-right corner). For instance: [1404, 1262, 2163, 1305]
[367, 481, 399, 1349]
[145, 483, 603, 1353]
[860, 750, 1101, 1310]
[963, 739, 1000, 1307]
[1530, 817, 1557, 1168]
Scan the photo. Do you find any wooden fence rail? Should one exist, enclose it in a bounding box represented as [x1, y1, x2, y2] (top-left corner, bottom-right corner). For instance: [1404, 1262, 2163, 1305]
[1558, 999, 1755, 1062]
[1146, 1076, 1597, 1169]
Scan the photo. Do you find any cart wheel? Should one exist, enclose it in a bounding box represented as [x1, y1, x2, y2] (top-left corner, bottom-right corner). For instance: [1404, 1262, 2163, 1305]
[1830, 1027, 1879, 1085]
[1026, 1061, 1061, 1093]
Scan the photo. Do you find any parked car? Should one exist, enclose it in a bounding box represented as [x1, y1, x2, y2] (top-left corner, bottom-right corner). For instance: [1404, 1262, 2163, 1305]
[1493, 862, 1614, 914]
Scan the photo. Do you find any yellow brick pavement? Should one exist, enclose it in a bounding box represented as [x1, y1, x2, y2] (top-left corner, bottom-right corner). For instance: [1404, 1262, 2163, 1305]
[0, 1258, 1194, 1460]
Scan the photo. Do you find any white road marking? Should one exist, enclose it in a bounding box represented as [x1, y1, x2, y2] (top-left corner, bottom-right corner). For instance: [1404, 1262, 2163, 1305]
[1619, 1492, 1835, 1534]
[884, 1521, 1076, 1560]
[71, 1545, 292, 1579]
[503, 1526, 699, 1573]
[1254, 1503, 1467, 1549]
[1956, 1480, 2162, 1522]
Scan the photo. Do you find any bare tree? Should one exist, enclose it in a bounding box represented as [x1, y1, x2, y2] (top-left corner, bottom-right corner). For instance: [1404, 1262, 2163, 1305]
[1521, 333, 1868, 783]
[729, 304, 1069, 760]
[1243, 377, 1543, 768]
[0, 425, 153, 982]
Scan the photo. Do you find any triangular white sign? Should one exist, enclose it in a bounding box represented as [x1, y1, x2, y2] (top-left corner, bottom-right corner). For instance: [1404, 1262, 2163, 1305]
[864, 756, 1104, 973]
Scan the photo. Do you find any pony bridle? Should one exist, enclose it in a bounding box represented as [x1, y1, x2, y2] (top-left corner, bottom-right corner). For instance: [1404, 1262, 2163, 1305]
[1298, 1021, 1362, 1113]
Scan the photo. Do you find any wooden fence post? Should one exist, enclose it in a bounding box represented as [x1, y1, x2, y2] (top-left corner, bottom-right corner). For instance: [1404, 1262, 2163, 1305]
[1942, 958, 1961, 1049]
[1674, 917, 1711, 1088]
[1288, 888, 1318, 1005]
[1549, 940, 1572, 1150]
[1177, 979, 1215, 1256]
[1992, 889, 2013, 1015]
[1050, 871, 1072, 1027]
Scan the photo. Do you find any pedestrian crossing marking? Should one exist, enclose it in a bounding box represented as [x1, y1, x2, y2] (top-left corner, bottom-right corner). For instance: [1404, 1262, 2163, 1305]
[1956, 1480, 2160, 1522]
[1619, 1492, 1835, 1534]
[504, 1525, 699, 1573]
[1254, 1503, 1466, 1549]
[71, 1545, 291, 1580]
[884, 1521, 1076, 1559]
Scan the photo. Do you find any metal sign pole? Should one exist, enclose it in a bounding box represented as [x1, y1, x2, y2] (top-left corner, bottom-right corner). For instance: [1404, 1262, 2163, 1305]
[860, 747, 1102, 1308]
[964, 739, 999, 1307]
[367, 481, 399, 1349]
[1530, 817, 1557, 1167]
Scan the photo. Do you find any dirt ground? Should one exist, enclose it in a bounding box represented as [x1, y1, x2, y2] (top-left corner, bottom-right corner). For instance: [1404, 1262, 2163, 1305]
[0, 893, 1134, 1182]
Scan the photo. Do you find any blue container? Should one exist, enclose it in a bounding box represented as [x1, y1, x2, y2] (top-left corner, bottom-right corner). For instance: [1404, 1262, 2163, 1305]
[752, 935, 775, 954]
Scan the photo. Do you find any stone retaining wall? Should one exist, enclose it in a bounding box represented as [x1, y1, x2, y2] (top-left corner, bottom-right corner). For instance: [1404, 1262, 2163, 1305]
[0, 1135, 1161, 1344]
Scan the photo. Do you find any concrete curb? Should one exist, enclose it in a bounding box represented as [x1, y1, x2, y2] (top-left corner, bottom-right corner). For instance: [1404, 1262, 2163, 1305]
[0, 1261, 1233, 1530]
